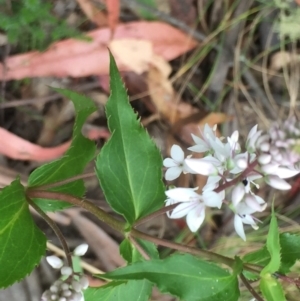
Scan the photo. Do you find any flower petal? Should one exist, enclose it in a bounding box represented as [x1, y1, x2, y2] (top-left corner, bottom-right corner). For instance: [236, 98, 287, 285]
[171, 145, 184, 162]
[186, 204, 205, 232]
[74, 243, 88, 256]
[232, 183, 245, 206]
[265, 175, 291, 190]
[244, 195, 266, 212]
[276, 167, 299, 179]
[185, 157, 219, 176]
[165, 166, 183, 181]
[46, 255, 63, 269]
[234, 215, 246, 241]
[202, 191, 223, 208]
[163, 158, 177, 168]
[165, 188, 199, 202]
[169, 202, 197, 219]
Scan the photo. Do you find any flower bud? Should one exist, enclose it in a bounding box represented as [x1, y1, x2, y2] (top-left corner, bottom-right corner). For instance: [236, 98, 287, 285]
[258, 154, 271, 165]
[61, 266, 72, 276]
[46, 256, 63, 269]
[74, 243, 88, 256]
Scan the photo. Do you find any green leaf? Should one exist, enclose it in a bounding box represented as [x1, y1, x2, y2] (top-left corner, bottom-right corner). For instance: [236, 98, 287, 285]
[243, 247, 270, 280]
[260, 274, 286, 301]
[84, 280, 152, 301]
[280, 232, 300, 273]
[261, 207, 281, 276]
[96, 53, 165, 224]
[0, 179, 47, 288]
[232, 256, 243, 276]
[244, 232, 300, 278]
[99, 254, 239, 301]
[28, 89, 97, 211]
[120, 238, 159, 263]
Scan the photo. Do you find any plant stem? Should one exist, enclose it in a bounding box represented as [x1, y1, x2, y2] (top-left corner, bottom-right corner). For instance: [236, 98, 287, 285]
[128, 235, 151, 260]
[131, 228, 262, 274]
[131, 228, 234, 267]
[240, 273, 264, 301]
[30, 172, 96, 190]
[215, 158, 259, 193]
[26, 190, 125, 233]
[27, 190, 263, 274]
[134, 204, 178, 227]
[26, 196, 73, 268]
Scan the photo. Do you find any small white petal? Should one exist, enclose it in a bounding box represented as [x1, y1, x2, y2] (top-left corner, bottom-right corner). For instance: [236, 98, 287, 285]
[188, 134, 209, 153]
[231, 183, 245, 206]
[202, 191, 223, 208]
[188, 144, 209, 153]
[165, 166, 182, 181]
[74, 243, 89, 256]
[275, 167, 299, 179]
[169, 202, 197, 219]
[247, 125, 258, 141]
[261, 163, 279, 174]
[163, 158, 177, 168]
[231, 130, 239, 143]
[186, 205, 205, 232]
[185, 157, 219, 176]
[171, 145, 184, 162]
[202, 175, 221, 191]
[265, 176, 291, 190]
[46, 256, 63, 269]
[234, 215, 246, 241]
[253, 195, 266, 205]
[165, 188, 199, 202]
[244, 195, 266, 212]
[247, 130, 262, 152]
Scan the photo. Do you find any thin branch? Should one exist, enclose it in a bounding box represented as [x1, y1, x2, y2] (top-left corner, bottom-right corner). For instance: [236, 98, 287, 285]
[33, 172, 96, 190]
[26, 196, 73, 268]
[26, 190, 125, 233]
[131, 228, 235, 268]
[134, 203, 178, 227]
[240, 273, 264, 301]
[128, 235, 151, 260]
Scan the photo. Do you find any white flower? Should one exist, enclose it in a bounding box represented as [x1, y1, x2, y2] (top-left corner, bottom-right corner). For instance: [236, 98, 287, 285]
[188, 124, 217, 153]
[233, 202, 260, 241]
[163, 145, 194, 180]
[165, 187, 224, 232]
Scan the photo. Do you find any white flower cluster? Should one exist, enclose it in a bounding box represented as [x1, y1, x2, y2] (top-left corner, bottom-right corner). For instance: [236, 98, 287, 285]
[42, 244, 89, 301]
[163, 123, 300, 240]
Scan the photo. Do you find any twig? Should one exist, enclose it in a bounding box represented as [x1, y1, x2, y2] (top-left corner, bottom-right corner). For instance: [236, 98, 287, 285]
[128, 235, 151, 260]
[240, 273, 264, 301]
[32, 172, 96, 190]
[26, 196, 73, 268]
